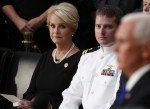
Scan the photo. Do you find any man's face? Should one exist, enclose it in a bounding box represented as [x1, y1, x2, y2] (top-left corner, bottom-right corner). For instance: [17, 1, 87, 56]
[115, 21, 143, 77]
[95, 15, 117, 46]
[143, 0, 150, 14]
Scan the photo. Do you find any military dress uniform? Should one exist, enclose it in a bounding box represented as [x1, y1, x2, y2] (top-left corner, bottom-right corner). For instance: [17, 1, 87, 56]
[59, 46, 122, 109]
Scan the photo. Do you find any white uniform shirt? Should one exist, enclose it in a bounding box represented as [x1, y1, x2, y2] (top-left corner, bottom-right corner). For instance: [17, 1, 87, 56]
[59, 46, 122, 109]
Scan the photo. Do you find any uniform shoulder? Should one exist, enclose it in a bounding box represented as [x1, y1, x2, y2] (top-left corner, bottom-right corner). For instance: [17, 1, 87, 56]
[82, 46, 100, 55]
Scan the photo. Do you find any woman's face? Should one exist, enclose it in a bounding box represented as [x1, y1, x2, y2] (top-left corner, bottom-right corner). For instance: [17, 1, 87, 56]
[48, 14, 75, 45]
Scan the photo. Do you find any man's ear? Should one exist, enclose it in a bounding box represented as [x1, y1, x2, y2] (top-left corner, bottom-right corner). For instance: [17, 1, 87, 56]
[142, 41, 150, 59]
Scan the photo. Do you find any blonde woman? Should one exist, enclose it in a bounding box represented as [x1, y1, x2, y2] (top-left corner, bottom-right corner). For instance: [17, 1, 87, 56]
[18, 2, 82, 109]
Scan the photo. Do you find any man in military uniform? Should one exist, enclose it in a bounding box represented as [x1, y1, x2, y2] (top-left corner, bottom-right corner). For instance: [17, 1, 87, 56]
[59, 5, 123, 109]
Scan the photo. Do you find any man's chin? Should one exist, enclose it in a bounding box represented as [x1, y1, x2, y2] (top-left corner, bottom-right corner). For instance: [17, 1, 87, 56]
[100, 42, 114, 47]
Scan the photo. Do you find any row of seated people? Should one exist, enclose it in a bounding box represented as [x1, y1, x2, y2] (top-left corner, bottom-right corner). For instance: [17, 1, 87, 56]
[0, 0, 143, 52]
[1, 1, 150, 109]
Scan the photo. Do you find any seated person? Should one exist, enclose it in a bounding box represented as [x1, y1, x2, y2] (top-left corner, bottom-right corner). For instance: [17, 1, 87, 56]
[18, 2, 82, 109]
[59, 5, 123, 109]
[115, 12, 150, 109]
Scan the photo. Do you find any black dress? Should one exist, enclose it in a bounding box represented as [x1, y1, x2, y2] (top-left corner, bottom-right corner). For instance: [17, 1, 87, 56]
[23, 50, 82, 109]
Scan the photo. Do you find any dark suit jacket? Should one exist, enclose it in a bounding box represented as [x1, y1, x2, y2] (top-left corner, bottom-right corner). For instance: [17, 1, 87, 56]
[118, 70, 150, 108]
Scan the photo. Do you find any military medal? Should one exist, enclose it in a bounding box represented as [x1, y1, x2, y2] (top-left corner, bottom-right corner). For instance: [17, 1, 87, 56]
[101, 65, 115, 76]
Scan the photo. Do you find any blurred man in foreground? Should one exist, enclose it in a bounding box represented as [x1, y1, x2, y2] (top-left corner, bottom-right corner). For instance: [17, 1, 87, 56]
[115, 13, 150, 108]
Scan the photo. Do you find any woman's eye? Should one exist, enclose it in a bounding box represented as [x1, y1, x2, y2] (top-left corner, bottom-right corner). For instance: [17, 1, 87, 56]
[50, 24, 55, 28]
[60, 25, 65, 29]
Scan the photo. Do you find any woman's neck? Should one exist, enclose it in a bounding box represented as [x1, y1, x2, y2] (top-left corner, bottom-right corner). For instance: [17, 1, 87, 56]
[56, 43, 74, 54]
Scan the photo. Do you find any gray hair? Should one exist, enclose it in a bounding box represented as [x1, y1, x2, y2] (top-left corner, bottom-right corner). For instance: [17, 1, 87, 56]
[122, 12, 150, 45]
[47, 2, 79, 31]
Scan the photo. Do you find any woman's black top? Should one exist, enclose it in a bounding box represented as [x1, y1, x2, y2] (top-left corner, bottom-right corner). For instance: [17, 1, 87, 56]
[23, 50, 82, 109]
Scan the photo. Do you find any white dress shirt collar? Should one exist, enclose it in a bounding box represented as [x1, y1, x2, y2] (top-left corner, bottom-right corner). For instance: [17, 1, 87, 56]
[126, 64, 150, 92]
[100, 45, 114, 54]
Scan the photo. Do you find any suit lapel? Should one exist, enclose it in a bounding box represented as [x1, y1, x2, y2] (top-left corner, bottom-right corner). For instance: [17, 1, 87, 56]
[127, 70, 150, 101]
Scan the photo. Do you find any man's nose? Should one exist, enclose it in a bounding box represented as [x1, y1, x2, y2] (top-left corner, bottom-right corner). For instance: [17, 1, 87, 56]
[99, 27, 105, 34]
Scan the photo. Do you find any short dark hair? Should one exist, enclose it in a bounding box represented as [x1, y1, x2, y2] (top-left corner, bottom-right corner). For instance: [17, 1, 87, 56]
[96, 5, 124, 25]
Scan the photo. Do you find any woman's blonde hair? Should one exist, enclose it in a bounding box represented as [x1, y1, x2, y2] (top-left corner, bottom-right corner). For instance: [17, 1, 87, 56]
[47, 2, 79, 31]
